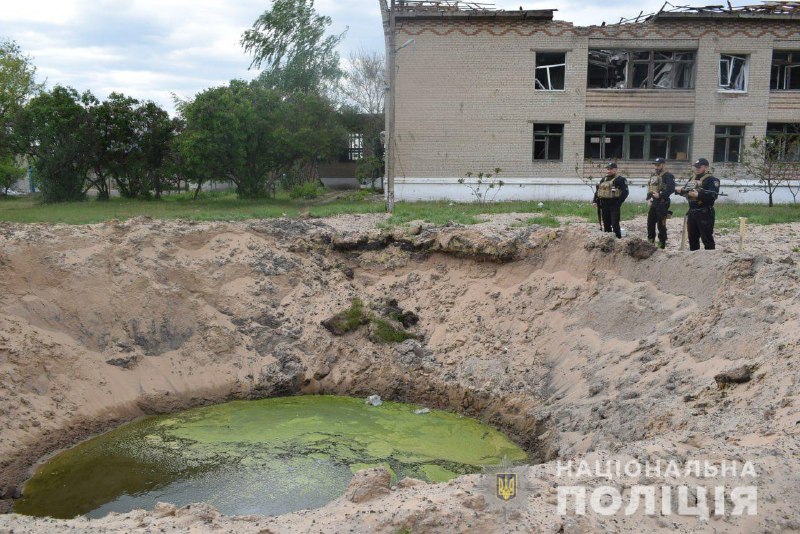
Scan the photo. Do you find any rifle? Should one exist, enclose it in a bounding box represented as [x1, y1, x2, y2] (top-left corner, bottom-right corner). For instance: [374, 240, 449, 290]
[675, 175, 728, 199]
[675, 188, 729, 198]
[596, 203, 602, 230]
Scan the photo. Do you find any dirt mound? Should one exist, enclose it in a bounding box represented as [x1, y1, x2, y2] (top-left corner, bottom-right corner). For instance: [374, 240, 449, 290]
[0, 217, 799, 532]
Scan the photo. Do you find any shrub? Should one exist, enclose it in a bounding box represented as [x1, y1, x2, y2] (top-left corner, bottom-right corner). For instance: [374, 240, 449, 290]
[289, 181, 325, 200]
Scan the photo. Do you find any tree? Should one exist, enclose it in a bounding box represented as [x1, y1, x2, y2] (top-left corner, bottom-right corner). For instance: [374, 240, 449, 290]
[241, 0, 345, 94]
[0, 155, 25, 194]
[0, 39, 43, 156]
[136, 101, 177, 199]
[178, 80, 345, 198]
[85, 93, 176, 200]
[15, 86, 94, 202]
[736, 133, 800, 206]
[342, 48, 386, 187]
[343, 48, 385, 117]
[85, 91, 137, 200]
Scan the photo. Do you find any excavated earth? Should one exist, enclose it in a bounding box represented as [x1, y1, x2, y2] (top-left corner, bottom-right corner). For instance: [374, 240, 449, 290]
[0, 214, 798, 533]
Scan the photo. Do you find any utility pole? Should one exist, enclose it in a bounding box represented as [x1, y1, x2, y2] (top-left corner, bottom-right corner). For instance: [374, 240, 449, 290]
[385, 0, 397, 213]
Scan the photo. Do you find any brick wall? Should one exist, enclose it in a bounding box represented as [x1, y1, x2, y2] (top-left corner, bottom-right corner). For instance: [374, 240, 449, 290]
[390, 15, 800, 202]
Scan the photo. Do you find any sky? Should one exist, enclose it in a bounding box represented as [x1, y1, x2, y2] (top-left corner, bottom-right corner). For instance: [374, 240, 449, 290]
[1, 1, 740, 115]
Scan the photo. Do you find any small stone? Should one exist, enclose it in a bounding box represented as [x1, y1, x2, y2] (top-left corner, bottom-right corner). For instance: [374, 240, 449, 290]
[345, 467, 392, 503]
[414, 408, 430, 415]
[714, 365, 753, 388]
[366, 395, 383, 407]
[105, 355, 139, 370]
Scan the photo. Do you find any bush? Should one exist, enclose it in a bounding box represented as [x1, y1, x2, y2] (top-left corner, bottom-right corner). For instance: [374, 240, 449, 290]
[0, 157, 25, 194]
[289, 181, 324, 200]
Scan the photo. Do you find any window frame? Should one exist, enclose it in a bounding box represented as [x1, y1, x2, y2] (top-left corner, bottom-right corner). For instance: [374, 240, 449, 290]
[766, 123, 800, 161]
[771, 51, 800, 91]
[713, 125, 745, 163]
[532, 123, 564, 162]
[347, 132, 363, 161]
[534, 51, 567, 91]
[719, 54, 749, 92]
[587, 49, 696, 90]
[584, 122, 692, 161]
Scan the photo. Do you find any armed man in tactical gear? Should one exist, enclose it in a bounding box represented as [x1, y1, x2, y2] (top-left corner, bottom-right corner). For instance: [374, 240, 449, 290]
[646, 157, 676, 249]
[592, 162, 629, 239]
[675, 157, 720, 250]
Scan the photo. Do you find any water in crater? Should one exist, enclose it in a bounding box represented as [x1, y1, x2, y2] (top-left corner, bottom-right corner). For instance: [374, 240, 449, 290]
[14, 395, 527, 519]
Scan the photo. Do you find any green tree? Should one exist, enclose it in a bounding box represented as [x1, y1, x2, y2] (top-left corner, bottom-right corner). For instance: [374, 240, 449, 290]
[241, 0, 345, 94]
[136, 101, 177, 199]
[86, 93, 176, 200]
[0, 155, 25, 194]
[0, 39, 43, 156]
[15, 86, 93, 202]
[178, 80, 345, 198]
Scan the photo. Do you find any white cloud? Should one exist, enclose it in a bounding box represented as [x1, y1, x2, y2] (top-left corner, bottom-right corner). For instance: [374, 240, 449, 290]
[0, 1, 80, 24]
[0, 1, 754, 115]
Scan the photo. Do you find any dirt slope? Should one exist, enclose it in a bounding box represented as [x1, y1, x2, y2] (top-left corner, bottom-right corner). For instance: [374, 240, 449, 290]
[0, 215, 798, 533]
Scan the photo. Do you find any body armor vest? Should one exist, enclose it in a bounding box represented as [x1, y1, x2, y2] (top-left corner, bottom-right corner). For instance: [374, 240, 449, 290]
[689, 172, 710, 207]
[597, 176, 622, 199]
[648, 173, 663, 195]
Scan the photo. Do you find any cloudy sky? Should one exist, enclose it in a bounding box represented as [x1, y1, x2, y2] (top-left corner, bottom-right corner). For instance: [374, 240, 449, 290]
[1, 1, 738, 114]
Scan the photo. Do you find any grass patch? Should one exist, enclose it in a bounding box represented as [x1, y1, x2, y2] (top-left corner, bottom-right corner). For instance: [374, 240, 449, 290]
[1, 191, 798, 227]
[322, 298, 367, 335]
[666, 203, 800, 228]
[369, 318, 417, 343]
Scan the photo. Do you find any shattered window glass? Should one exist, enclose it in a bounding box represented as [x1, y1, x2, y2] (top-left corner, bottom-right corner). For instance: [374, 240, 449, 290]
[585, 123, 692, 161]
[588, 50, 629, 89]
[533, 123, 563, 161]
[535, 52, 566, 90]
[719, 54, 748, 91]
[588, 50, 695, 89]
[770, 51, 800, 91]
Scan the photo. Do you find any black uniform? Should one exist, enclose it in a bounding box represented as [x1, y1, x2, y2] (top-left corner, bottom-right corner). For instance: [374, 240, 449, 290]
[646, 171, 676, 248]
[686, 172, 720, 250]
[593, 174, 629, 238]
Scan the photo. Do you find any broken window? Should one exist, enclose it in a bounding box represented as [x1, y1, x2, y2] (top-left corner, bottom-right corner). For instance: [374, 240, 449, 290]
[585, 122, 692, 161]
[534, 52, 566, 91]
[771, 51, 800, 91]
[588, 50, 695, 89]
[533, 123, 563, 161]
[588, 50, 629, 89]
[719, 54, 748, 91]
[713, 126, 744, 162]
[766, 123, 800, 161]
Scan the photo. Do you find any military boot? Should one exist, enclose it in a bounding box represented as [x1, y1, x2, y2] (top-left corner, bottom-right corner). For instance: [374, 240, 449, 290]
[658, 241, 666, 249]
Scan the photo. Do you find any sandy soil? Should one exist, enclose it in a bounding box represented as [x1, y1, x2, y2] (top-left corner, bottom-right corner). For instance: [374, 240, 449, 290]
[0, 214, 798, 533]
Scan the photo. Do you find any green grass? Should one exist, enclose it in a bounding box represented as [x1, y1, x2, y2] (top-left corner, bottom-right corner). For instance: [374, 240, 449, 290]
[369, 317, 417, 343]
[1, 190, 798, 227]
[667, 203, 800, 228]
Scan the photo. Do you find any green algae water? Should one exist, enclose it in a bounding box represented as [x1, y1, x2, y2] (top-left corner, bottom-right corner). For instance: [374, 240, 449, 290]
[14, 396, 527, 519]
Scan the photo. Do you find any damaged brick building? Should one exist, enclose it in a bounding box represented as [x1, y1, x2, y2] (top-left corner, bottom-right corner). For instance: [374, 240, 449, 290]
[383, 1, 800, 202]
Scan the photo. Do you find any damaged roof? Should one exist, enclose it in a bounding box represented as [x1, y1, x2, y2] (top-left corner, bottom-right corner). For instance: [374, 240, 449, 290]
[393, 1, 556, 21]
[392, 0, 800, 24]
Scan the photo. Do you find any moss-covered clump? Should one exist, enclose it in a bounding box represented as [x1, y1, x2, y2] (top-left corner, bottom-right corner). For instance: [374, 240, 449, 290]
[321, 298, 367, 335]
[322, 298, 419, 343]
[369, 318, 417, 343]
